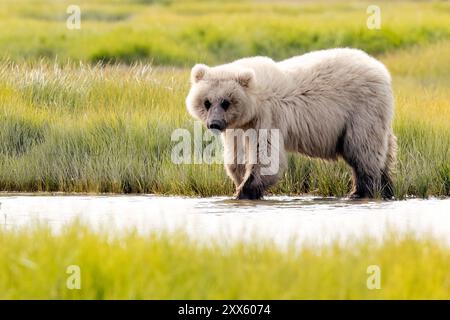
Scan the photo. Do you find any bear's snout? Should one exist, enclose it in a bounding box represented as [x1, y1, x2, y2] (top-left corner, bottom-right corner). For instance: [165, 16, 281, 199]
[207, 120, 226, 131]
[207, 106, 227, 131]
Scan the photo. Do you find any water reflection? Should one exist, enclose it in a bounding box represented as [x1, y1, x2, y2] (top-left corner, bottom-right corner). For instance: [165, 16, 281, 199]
[0, 195, 449, 246]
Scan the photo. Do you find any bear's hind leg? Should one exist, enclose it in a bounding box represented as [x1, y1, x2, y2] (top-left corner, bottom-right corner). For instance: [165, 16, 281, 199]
[342, 126, 387, 199]
[348, 167, 381, 198]
[380, 132, 397, 199]
[381, 170, 394, 199]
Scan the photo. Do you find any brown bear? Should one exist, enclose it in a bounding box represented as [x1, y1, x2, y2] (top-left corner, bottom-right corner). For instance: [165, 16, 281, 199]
[186, 48, 396, 199]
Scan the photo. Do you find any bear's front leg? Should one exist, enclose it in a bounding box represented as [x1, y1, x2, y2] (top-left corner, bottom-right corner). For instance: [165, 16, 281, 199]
[235, 166, 284, 200]
[235, 168, 265, 200]
[225, 163, 263, 199]
[224, 163, 246, 188]
[224, 124, 287, 200]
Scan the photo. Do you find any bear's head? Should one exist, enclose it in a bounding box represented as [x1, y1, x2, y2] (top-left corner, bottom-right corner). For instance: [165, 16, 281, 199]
[186, 63, 257, 132]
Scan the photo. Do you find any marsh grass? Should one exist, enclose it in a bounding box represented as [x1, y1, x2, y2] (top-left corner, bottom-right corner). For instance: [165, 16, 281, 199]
[1, 41, 449, 197]
[0, 0, 449, 197]
[1, 0, 449, 65]
[0, 223, 449, 299]
[0, 0, 449, 300]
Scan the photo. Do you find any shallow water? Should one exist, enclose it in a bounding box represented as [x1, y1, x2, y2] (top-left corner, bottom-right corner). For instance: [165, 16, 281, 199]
[1, 195, 449, 246]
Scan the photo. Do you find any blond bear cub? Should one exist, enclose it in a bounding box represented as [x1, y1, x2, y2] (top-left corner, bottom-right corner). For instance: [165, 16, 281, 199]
[186, 48, 396, 200]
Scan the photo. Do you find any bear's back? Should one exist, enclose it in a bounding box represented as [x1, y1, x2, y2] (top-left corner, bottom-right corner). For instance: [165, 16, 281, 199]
[231, 56, 290, 92]
[277, 48, 391, 84]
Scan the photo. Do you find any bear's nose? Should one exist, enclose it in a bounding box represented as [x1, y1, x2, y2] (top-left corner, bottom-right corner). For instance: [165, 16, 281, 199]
[207, 121, 225, 131]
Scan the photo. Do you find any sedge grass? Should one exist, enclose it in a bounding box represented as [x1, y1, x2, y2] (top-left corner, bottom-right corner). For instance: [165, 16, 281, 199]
[0, 0, 448, 197]
[1, 0, 449, 66]
[0, 42, 449, 197]
[0, 223, 449, 299]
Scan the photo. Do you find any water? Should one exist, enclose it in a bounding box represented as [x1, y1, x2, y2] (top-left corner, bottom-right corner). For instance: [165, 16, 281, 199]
[1, 194, 449, 246]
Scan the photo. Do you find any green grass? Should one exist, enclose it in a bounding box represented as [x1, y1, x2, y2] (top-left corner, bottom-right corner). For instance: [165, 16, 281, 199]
[0, 223, 449, 299]
[0, 41, 449, 197]
[0, 0, 449, 197]
[0, 0, 449, 300]
[1, 0, 449, 65]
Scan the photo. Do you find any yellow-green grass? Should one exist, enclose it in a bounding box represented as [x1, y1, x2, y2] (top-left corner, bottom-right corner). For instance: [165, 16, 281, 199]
[0, 223, 449, 299]
[0, 40, 449, 197]
[0, 0, 449, 197]
[0, 0, 449, 65]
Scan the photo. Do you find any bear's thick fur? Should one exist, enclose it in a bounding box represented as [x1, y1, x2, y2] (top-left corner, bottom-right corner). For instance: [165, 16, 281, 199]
[186, 48, 397, 199]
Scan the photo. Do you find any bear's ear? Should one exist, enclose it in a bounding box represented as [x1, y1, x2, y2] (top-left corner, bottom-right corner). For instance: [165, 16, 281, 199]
[191, 64, 209, 84]
[236, 69, 255, 89]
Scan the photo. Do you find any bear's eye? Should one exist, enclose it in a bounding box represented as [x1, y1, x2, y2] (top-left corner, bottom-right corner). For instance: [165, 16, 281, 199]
[221, 99, 230, 110]
[204, 100, 211, 110]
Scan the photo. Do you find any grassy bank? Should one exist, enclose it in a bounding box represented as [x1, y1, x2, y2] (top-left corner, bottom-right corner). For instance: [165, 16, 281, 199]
[0, 0, 449, 197]
[1, 0, 450, 65]
[0, 224, 449, 299]
[0, 41, 449, 197]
